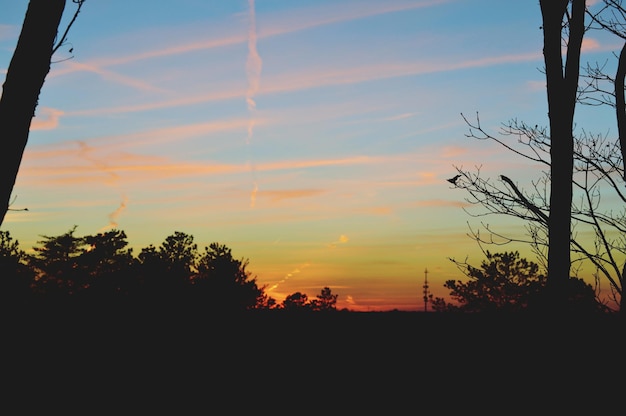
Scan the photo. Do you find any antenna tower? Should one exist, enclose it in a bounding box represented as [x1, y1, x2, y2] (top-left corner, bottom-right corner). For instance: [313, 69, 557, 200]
[423, 267, 429, 312]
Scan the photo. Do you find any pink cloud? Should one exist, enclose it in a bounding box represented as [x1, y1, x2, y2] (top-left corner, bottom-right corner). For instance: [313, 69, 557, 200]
[53, 61, 164, 93]
[65, 88, 245, 117]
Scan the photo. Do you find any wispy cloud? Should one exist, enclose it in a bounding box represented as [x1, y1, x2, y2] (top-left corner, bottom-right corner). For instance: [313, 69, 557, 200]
[54, 35, 248, 73]
[20, 153, 389, 187]
[31, 107, 64, 130]
[69, 119, 254, 150]
[0, 23, 16, 42]
[260, 189, 325, 202]
[57, 61, 165, 92]
[64, 89, 245, 117]
[412, 199, 471, 208]
[257, 0, 452, 40]
[100, 195, 128, 231]
[362, 206, 394, 216]
[51, 0, 450, 77]
[60, 50, 548, 120]
[381, 112, 418, 122]
[328, 234, 349, 248]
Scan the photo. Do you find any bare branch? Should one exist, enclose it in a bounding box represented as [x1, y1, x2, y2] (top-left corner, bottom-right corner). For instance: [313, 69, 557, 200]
[51, 0, 85, 56]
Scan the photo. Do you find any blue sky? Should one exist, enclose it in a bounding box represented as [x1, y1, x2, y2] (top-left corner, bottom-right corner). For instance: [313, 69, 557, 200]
[0, 0, 620, 311]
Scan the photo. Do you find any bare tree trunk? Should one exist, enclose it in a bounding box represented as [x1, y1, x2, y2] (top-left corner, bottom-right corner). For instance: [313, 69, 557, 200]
[540, 0, 585, 311]
[617, 43, 626, 178]
[0, 0, 66, 226]
[615, 42, 626, 314]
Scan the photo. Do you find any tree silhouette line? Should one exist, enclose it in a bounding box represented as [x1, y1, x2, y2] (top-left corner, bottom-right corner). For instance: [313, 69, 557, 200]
[0, 226, 609, 314]
[0, 227, 339, 313]
[430, 250, 607, 314]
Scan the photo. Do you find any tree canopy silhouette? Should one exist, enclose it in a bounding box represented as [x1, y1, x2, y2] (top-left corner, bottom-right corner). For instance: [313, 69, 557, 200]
[432, 251, 604, 313]
[0, 227, 279, 312]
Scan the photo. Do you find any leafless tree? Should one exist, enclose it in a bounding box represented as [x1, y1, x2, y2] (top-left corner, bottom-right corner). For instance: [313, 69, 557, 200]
[451, 113, 623, 312]
[540, 0, 586, 309]
[450, 1, 598, 312]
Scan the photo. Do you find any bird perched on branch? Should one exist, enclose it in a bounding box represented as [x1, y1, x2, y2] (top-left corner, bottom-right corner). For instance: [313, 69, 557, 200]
[447, 174, 461, 185]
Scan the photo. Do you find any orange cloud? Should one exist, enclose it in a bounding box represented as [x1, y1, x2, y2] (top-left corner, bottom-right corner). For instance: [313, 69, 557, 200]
[31, 107, 64, 130]
[328, 234, 349, 248]
[364, 206, 394, 216]
[441, 145, 467, 158]
[581, 37, 601, 53]
[412, 199, 472, 209]
[256, 155, 383, 171]
[260, 189, 325, 202]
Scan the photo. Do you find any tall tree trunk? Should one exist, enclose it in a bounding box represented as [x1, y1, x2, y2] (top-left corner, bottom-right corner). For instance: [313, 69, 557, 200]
[615, 42, 626, 314]
[0, 0, 66, 227]
[540, 0, 585, 311]
[615, 42, 626, 181]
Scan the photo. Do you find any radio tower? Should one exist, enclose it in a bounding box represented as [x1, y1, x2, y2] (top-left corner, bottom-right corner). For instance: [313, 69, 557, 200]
[423, 267, 429, 312]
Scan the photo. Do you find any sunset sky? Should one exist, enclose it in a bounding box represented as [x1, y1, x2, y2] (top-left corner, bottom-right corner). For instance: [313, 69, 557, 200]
[0, 0, 620, 311]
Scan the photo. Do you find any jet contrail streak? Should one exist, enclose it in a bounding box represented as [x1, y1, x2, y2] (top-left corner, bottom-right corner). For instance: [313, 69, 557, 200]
[246, 0, 262, 208]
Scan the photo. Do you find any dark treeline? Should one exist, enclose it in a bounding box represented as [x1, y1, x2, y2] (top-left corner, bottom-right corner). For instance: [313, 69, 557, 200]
[0, 227, 611, 316]
[430, 250, 609, 314]
[0, 227, 339, 313]
[1, 225, 621, 413]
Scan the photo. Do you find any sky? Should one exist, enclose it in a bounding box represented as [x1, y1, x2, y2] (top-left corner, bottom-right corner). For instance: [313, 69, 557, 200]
[0, 0, 621, 311]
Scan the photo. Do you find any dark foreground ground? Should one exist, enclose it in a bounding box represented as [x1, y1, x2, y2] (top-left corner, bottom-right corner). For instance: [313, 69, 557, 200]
[1, 305, 623, 413]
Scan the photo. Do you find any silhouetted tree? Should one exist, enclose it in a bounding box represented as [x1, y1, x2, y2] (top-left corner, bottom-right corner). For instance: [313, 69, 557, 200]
[136, 231, 197, 301]
[136, 244, 164, 299]
[193, 242, 265, 310]
[0, 1, 84, 226]
[159, 231, 197, 280]
[310, 287, 338, 311]
[432, 251, 603, 313]
[541, 0, 586, 308]
[0, 230, 34, 305]
[453, 120, 624, 311]
[583, 1, 626, 180]
[282, 292, 310, 311]
[577, 0, 626, 313]
[29, 225, 85, 297]
[79, 229, 138, 299]
[451, 2, 611, 311]
[255, 291, 279, 310]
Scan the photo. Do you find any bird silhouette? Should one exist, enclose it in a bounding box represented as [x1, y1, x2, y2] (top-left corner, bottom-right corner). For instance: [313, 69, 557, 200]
[447, 174, 461, 185]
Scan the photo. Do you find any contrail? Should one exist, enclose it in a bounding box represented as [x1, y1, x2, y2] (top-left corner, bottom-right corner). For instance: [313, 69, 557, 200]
[246, 0, 262, 208]
[267, 262, 310, 293]
[77, 141, 128, 230]
[100, 195, 128, 232]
